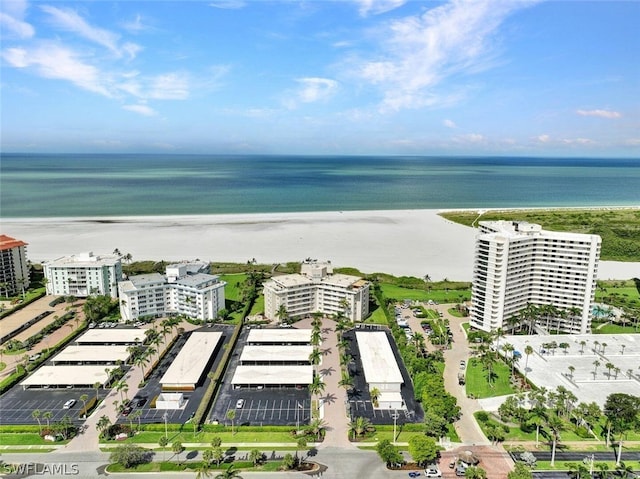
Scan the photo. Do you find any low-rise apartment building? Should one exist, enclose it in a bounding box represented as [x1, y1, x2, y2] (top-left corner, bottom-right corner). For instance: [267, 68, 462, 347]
[43, 252, 122, 298]
[263, 260, 369, 322]
[118, 262, 226, 322]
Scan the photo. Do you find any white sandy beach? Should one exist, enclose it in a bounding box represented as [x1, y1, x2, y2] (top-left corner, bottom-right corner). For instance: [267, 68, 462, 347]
[1, 209, 638, 281]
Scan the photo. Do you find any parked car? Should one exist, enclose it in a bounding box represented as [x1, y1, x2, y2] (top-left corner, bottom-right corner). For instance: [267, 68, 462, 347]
[133, 397, 147, 408]
[29, 354, 41, 362]
[63, 399, 76, 409]
[408, 472, 421, 478]
[122, 406, 132, 416]
[424, 466, 442, 478]
[236, 399, 245, 408]
[455, 463, 467, 476]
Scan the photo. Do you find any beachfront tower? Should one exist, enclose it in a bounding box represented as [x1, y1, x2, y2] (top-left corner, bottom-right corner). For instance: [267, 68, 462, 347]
[118, 262, 226, 322]
[263, 259, 370, 322]
[0, 235, 30, 297]
[470, 221, 601, 334]
[43, 252, 122, 298]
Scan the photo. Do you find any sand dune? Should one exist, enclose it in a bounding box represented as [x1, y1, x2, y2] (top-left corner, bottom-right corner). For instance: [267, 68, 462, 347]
[2, 209, 637, 281]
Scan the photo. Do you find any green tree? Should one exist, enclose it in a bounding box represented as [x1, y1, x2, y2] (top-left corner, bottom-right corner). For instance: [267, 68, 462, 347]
[249, 449, 263, 467]
[546, 413, 565, 467]
[465, 466, 487, 479]
[172, 441, 184, 464]
[214, 465, 243, 479]
[226, 409, 236, 435]
[158, 436, 168, 462]
[603, 393, 640, 465]
[375, 439, 403, 467]
[281, 453, 296, 470]
[507, 463, 533, 479]
[566, 462, 591, 479]
[110, 444, 150, 468]
[32, 409, 42, 435]
[348, 416, 371, 439]
[408, 435, 437, 466]
[195, 461, 212, 479]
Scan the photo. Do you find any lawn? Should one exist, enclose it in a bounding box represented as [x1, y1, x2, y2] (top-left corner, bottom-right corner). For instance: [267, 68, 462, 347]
[0, 433, 69, 445]
[107, 459, 288, 473]
[465, 358, 516, 398]
[117, 429, 299, 445]
[593, 323, 640, 334]
[365, 306, 389, 324]
[219, 274, 248, 302]
[380, 284, 470, 304]
[249, 294, 264, 316]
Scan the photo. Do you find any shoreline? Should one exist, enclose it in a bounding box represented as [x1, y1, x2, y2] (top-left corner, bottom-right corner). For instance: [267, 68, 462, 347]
[2, 207, 638, 281]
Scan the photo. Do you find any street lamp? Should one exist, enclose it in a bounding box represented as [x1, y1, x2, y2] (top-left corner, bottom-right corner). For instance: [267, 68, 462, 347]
[390, 407, 399, 445]
[162, 412, 168, 440]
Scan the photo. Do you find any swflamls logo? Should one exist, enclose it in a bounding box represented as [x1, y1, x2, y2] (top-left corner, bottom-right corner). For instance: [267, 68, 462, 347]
[0, 462, 80, 476]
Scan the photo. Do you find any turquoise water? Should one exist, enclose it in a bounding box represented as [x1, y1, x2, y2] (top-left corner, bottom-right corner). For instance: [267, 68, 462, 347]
[1, 154, 638, 217]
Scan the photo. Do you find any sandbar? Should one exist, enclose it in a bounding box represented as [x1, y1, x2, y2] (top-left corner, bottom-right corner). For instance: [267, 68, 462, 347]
[1, 209, 637, 281]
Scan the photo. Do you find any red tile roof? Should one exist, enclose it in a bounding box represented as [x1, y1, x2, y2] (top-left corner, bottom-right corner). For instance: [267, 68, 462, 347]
[0, 235, 28, 251]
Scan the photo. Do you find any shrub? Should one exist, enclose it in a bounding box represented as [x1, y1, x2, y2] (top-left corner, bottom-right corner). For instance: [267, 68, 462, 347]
[476, 411, 490, 423]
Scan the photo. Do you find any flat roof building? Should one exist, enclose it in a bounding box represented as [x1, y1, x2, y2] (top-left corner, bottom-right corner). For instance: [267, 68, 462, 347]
[160, 331, 222, 390]
[43, 252, 122, 298]
[21, 365, 114, 389]
[50, 345, 131, 365]
[471, 221, 601, 334]
[246, 328, 312, 345]
[263, 260, 370, 323]
[356, 331, 404, 409]
[239, 345, 313, 365]
[231, 365, 313, 388]
[75, 329, 145, 345]
[0, 235, 30, 297]
[119, 262, 226, 322]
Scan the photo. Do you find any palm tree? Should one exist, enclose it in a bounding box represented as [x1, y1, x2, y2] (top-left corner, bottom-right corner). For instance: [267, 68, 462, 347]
[605, 362, 615, 379]
[567, 365, 575, 379]
[338, 372, 354, 391]
[592, 360, 601, 379]
[308, 348, 322, 371]
[97, 415, 111, 439]
[214, 465, 243, 479]
[615, 462, 635, 479]
[226, 409, 236, 435]
[172, 441, 184, 464]
[158, 436, 169, 462]
[79, 394, 89, 418]
[32, 409, 42, 434]
[43, 411, 52, 428]
[308, 417, 327, 441]
[249, 449, 263, 466]
[523, 344, 534, 381]
[348, 416, 371, 439]
[276, 304, 288, 325]
[527, 406, 547, 448]
[595, 462, 610, 479]
[195, 461, 212, 479]
[308, 375, 325, 404]
[370, 387, 380, 408]
[546, 413, 565, 467]
[579, 340, 587, 355]
[601, 342, 608, 354]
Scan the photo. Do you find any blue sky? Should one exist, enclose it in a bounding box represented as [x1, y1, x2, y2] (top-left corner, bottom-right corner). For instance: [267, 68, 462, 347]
[1, 0, 639, 156]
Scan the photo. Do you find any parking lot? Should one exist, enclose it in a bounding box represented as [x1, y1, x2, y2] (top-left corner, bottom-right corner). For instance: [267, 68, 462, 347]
[209, 326, 311, 426]
[118, 324, 234, 425]
[343, 326, 424, 425]
[0, 387, 109, 425]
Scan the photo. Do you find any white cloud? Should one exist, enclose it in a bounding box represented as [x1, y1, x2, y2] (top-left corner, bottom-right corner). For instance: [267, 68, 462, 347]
[443, 119, 456, 129]
[537, 134, 551, 143]
[2, 44, 111, 96]
[562, 138, 594, 145]
[208, 1, 246, 9]
[0, 10, 35, 39]
[148, 72, 189, 100]
[576, 109, 621, 119]
[122, 103, 157, 116]
[356, 0, 406, 16]
[296, 77, 338, 103]
[40, 5, 141, 59]
[355, 0, 537, 112]
[121, 14, 149, 34]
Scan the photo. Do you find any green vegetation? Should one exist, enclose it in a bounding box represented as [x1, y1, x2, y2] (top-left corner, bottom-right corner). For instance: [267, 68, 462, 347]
[439, 208, 640, 262]
[466, 358, 516, 398]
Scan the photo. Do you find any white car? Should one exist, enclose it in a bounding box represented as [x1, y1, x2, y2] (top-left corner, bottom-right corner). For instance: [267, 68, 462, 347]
[424, 466, 442, 478]
[236, 399, 245, 408]
[63, 399, 76, 409]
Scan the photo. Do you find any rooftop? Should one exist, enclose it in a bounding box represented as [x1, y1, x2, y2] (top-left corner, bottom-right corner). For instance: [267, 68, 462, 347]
[51, 345, 131, 364]
[231, 365, 313, 385]
[0, 234, 28, 251]
[356, 331, 404, 385]
[160, 331, 222, 387]
[246, 328, 312, 344]
[21, 365, 114, 387]
[76, 329, 145, 344]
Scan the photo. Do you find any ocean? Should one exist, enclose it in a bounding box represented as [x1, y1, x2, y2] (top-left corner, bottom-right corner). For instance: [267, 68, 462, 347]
[1, 154, 638, 217]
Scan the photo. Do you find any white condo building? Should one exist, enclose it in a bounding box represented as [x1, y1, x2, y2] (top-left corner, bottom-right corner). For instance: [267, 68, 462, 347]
[263, 260, 370, 322]
[43, 252, 122, 298]
[0, 235, 30, 297]
[118, 262, 226, 322]
[470, 221, 601, 334]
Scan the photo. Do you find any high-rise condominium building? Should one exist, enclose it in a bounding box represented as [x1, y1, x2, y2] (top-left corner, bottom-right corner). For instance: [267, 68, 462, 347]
[263, 260, 370, 322]
[43, 252, 123, 298]
[118, 262, 226, 322]
[470, 221, 601, 334]
[0, 235, 30, 297]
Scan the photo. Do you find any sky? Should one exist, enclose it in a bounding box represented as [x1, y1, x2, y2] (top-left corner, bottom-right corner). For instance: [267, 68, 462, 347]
[1, 0, 639, 156]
